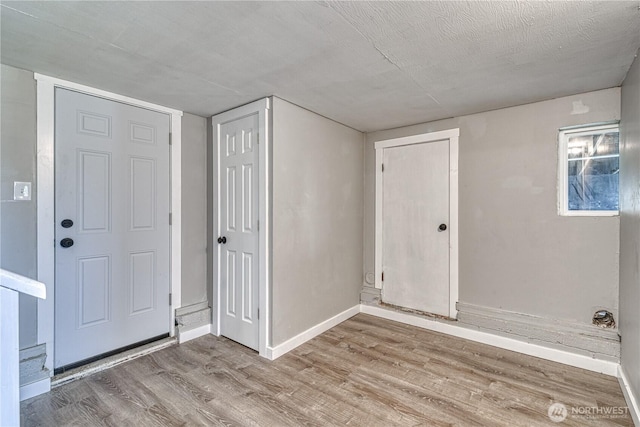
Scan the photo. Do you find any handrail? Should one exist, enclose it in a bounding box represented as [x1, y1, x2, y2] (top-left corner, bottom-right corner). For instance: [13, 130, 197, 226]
[0, 269, 46, 299]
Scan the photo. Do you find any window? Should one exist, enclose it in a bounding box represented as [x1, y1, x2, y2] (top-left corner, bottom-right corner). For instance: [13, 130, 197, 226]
[558, 123, 619, 216]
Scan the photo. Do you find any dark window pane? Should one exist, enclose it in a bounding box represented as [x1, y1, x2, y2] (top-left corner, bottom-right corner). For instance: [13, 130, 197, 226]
[565, 128, 619, 212]
[568, 156, 619, 211]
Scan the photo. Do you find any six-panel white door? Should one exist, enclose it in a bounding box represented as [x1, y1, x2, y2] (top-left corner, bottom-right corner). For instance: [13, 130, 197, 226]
[217, 113, 260, 350]
[54, 88, 171, 369]
[381, 140, 451, 317]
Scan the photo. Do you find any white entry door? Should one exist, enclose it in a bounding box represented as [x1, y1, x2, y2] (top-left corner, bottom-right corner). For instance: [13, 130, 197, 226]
[380, 139, 451, 317]
[54, 88, 171, 369]
[216, 112, 260, 350]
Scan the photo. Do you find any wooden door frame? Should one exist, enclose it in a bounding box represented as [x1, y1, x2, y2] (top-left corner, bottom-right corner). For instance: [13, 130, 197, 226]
[211, 98, 270, 358]
[374, 128, 459, 318]
[35, 74, 183, 375]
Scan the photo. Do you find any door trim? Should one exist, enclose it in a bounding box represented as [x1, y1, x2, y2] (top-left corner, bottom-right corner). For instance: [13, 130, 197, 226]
[211, 98, 270, 358]
[374, 128, 459, 318]
[35, 73, 183, 375]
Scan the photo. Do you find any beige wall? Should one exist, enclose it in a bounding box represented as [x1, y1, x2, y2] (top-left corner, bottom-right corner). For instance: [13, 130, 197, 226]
[364, 88, 621, 325]
[271, 98, 364, 346]
[620, 50, 640, 406]
[1, 64, 38, 348]
[181, 113, 208, 307]
[2, 59, 628, 369]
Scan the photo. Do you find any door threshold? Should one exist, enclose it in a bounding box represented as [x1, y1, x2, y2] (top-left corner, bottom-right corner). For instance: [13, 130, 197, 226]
[379, 301, 457, 322]
[52, 336, 176, 388]
[54, 334, 171, 375]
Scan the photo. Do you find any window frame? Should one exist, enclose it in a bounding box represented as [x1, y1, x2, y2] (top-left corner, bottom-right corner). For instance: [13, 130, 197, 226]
[558, 122, 620, 217]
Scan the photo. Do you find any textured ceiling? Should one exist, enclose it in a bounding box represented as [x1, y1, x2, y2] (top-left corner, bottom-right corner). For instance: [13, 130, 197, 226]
[1, 1, 639, 131]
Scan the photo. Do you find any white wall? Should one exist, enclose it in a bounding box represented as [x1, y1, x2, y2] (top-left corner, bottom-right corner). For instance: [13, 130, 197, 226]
[271, 98, 364, 346]
[364, 88, 621, 326]
[619, 50, 640, 409]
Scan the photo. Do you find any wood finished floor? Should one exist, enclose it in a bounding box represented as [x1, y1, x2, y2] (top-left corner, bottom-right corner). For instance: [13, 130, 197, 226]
[21, 314, 632, 426]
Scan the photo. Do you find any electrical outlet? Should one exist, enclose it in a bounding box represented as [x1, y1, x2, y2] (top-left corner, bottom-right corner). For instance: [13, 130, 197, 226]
[14, 181, 32, 201]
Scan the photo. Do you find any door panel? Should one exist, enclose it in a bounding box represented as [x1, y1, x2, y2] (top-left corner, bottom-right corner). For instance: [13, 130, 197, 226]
[381, 140, 450, 316]
[242, 165, 253, 232]
[242, 252, 253, 321]
[78, 150, 111, 233]
[77, 255, 110, 327]
[55, 89, 170, 368]
[218, 113, 260, 350]
[130, 157, 156, 230]
[129, 251, 155, 315]
[226, 250, 237, 316]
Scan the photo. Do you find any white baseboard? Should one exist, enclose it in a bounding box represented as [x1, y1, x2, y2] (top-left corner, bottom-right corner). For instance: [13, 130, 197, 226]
[361, 305, 619, 376]
[266, 305, 360, 360]
[20, 377, 50, 401]
[20, 303, 634, 417]
[456, 302, 620, 360]
[618, 365, 640, 426]
[178, 323, 212, 344]
[259, 304, 622, 375]
[175, 301, 209, 316]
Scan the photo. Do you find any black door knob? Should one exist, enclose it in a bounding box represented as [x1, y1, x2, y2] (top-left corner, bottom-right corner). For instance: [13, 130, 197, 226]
[60, 238, 74, 248]
[438, 224, 447, 232]
[217, 236, 227, 244]
[61, 219, 74, 228]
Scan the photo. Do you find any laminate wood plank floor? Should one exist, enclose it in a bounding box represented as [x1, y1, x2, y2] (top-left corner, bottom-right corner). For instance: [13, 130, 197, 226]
[21, 314, 633, 426]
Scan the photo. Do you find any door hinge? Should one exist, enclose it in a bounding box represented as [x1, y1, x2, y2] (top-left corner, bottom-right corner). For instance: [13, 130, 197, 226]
[382, 272, 384, 281]
[169, 293, 172, 306]
[169, 213, 172, 225]
[169, 133, 172, 145]
[382, 163, 384, 172]
[257, 308, 260, 319]
[257, 220, 259, 231]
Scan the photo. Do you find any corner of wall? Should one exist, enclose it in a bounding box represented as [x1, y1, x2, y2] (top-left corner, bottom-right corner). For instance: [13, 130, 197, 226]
[206, 116, 215, 331]
[180, 113, 209, 309]
[619, 47, 640, 420]
[270, 100, 364, 346]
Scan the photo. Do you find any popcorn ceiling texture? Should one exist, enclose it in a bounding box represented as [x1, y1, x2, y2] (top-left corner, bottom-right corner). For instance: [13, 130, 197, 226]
[1, 1, 638, 131]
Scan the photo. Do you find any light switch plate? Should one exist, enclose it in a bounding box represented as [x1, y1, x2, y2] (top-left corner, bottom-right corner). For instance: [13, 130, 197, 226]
[14, 181, 32, 201]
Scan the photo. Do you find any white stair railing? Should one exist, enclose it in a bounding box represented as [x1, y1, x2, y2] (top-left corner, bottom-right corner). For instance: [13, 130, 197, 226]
[0, 269, 46, 427]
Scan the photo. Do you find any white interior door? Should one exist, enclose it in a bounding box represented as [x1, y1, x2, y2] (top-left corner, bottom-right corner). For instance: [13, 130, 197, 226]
[54, 88, 170, 369]
[217, 113, 260, 350]
[381, 139, 451, 317]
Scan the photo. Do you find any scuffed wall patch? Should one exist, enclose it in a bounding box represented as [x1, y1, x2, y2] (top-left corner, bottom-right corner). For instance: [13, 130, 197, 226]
[501, 175, 544, 194]
[571, 100, 590, 115]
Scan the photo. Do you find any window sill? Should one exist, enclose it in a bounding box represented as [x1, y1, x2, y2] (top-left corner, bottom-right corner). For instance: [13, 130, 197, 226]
[559, 210, 619, 217]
